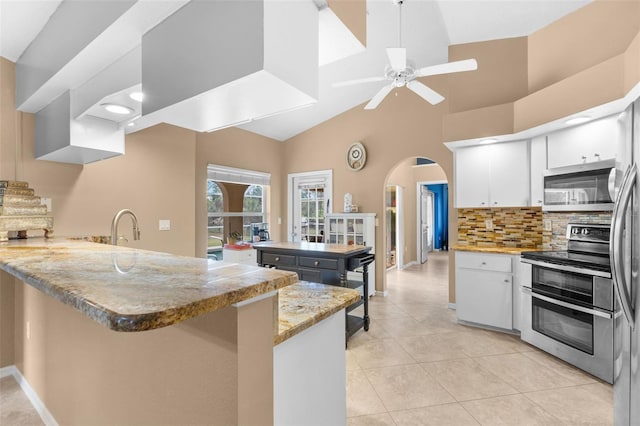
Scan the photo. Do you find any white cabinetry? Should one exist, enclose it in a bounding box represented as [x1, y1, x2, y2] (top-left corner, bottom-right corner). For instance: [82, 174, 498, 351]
[530, 135, 547, 207]
[455, 251, 520, 331]
[546, 115, 618, 169]
[325, 213, 375, 297]
[455, 141, 530, 208]
[222, 247, 256, 265]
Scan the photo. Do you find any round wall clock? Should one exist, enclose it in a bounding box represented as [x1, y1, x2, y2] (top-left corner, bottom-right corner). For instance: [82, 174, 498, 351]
[346, 142, 366, 171]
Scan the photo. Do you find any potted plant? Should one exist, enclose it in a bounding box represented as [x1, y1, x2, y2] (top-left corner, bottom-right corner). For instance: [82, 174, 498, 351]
[227, 231, 242, 245]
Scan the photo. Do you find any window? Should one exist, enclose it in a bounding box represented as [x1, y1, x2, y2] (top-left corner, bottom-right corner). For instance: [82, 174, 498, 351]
[206, 165, 270, 259]
[288, 170, 332, 242]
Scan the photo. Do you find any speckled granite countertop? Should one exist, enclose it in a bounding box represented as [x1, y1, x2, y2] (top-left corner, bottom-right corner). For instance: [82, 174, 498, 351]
[0, 238, 298, 332]
[451, 244, 539, 255]
[275, 281, 359, 345]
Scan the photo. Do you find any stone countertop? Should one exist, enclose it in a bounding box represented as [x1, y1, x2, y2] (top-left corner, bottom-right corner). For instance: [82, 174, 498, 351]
[253, 241, 370, 254]
[0, 238, 298, 332]
[451, 244, 540, 255]
[275, 281, 359, 346]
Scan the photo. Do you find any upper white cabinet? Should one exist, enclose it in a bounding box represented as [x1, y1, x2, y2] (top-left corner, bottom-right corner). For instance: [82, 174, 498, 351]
[455, 141, 530, 208]
[546, 115, 618, 169]
[530, 136, 547, 207]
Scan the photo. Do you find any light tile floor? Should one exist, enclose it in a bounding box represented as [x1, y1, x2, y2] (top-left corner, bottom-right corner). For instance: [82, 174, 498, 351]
[0, 376, 44, 426]
[0, 251, 613, 425]
[346, 251, 614, 426]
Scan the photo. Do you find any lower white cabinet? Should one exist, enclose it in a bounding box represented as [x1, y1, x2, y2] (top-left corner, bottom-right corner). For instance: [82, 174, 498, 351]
[455, 251, 520, 331]
[222, 247, 256, 265]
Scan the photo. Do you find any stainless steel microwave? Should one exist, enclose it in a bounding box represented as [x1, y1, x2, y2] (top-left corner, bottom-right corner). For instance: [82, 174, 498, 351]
[543, 159, 617, 211]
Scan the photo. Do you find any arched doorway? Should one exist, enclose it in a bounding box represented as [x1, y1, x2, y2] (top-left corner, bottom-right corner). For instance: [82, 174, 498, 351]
[384, 156, 449, 278]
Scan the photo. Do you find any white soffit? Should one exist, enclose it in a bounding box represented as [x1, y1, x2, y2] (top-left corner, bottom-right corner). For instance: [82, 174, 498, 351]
[438, 0, 593, 45]
[15, 0, 188, 113]
[0, 0, 62, 63]
[134, 0, 318, 134]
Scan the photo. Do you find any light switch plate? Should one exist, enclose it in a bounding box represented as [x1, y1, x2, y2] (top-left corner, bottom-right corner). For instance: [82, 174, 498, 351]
[543, 219, 552, 231]
[159, 220, 171, 231]
[485, 219, 493, 230]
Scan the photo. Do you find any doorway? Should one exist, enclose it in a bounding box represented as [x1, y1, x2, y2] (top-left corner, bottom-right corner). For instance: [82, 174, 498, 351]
[419, 186, 434, 263]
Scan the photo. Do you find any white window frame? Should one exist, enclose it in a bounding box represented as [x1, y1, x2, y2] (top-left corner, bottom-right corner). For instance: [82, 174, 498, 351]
[287, 169, 333, 242]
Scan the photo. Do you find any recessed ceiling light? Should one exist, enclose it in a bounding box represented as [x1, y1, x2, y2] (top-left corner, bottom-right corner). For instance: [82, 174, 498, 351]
[101, 103, 133, 115]
[566, 116, 590, 125]
[480, 138, 497, 145]
[129, 92, 144, 102]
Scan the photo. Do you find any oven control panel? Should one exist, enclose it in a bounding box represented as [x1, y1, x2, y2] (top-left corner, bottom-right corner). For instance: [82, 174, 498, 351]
[566, 223, 610, 244]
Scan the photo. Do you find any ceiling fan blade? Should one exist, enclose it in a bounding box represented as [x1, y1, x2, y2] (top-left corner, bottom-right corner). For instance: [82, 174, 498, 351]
[386, 47, 406, 72]
[406, 81, 445, 105]
[364, 84, 394, 110]
[333, 76, 387, 88]
[415, 58, 478, 77]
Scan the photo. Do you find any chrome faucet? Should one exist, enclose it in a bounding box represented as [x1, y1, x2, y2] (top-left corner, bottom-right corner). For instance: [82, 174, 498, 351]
[110, 209, 141, 246]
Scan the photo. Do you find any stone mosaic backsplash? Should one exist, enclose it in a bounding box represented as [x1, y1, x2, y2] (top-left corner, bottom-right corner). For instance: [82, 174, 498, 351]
[542, 211, 612, 250]
[457, 207, 612, 251]
[457, 207, 543, 249]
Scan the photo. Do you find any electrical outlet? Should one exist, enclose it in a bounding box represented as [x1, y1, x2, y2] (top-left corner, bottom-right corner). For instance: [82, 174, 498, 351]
[485, 219, 493, 230]
[159, 220, 171, 231]
[26, 321, 31, 340]
[543, 219, 552, 231]
[278, 217, 282, 225]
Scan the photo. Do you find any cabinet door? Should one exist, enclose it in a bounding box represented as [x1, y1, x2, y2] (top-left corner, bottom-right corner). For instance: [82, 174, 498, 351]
[547, 115, 618, 169]
[489, 141, 530, 207]
[456, 268, 512, 330]
[530, 136, 546, 207]
[455, 146, 490, 208]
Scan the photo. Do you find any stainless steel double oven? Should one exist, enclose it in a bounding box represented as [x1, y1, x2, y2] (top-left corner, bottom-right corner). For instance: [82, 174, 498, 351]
[520, 224, 615, 383]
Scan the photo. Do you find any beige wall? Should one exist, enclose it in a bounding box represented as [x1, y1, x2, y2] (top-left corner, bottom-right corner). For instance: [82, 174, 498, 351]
[195, 129, 284, 258]
[282, 74, 454, 294]
[327, 0, 366, 47]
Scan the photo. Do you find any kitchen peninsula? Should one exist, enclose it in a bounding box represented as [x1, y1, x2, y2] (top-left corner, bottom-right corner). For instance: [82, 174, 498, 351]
[0, 238, 358, 425]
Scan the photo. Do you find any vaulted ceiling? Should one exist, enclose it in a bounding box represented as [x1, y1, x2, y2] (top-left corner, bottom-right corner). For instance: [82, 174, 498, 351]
[0, 0, 592, 141]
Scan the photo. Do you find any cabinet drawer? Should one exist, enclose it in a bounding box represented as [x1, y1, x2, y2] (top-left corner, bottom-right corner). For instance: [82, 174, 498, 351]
[455, 251, 512, 273]
[262, 253, 296, 266]
[298, 268, 322, 283]
[299, 257, 338, 270]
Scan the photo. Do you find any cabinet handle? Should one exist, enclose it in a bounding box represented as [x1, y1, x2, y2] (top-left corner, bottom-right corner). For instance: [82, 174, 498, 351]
[480, 202, 486, 205]
[314, 261, 319, 266]
[275, 257, 280, 262]
[504, 279, 510, 283]
[537, 200, 543, 204]
[582, 155, 587, 162]
[493, 201, 498, 205]
[594, 153, 600, 159]
[481, 262, 486, 265]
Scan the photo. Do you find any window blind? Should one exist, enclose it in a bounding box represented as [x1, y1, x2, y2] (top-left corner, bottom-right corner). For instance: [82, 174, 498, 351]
[207, 164, 271, 186]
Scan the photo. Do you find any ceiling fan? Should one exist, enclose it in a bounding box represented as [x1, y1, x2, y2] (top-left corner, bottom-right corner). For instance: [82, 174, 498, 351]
[333, 0, 478, 110]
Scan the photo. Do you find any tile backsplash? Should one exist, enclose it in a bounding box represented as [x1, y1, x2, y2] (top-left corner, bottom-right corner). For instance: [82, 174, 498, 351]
[457, 207, 612, 250]
[542, 211, 612, 250]
[457, 207, 543, 248]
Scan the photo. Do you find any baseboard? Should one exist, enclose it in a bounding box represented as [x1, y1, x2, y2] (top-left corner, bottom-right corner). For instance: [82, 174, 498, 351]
[448, 303, 456, 310]
[0, 365, 58, 426]
[0, 365, 17, 378]
[375, 290, 388, 297]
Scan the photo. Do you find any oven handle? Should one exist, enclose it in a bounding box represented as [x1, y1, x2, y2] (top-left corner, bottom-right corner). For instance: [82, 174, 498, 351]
[520, 258, 611, 279]
[610, 163, 636, 330]
[521, 287, 612, 319]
